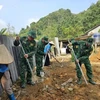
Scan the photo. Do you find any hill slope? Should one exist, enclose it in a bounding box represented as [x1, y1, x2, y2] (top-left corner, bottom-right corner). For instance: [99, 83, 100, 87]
[19, 0, 100, 39]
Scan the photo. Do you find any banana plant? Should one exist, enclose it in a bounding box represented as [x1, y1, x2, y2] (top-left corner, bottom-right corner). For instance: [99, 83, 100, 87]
[0, 28, 7, 35]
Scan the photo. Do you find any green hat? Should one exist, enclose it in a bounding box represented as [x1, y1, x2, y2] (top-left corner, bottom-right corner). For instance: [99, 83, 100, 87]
[87, 38, 94, 43]
[42, 36, 48, 43]
[28, 30, 36, 38]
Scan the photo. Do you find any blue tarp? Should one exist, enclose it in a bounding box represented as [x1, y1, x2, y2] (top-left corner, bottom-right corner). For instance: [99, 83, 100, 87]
[93, 33, 100, 37]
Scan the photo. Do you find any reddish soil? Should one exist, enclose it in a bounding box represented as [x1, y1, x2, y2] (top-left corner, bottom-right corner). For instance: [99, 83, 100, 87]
[1, 48, 100, 100]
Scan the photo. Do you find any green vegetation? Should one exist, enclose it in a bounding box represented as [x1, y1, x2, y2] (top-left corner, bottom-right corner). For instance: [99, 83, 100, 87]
[0, 28, 7, 35]
[2, 1, 100, 40]
[0, 24, 17, 37]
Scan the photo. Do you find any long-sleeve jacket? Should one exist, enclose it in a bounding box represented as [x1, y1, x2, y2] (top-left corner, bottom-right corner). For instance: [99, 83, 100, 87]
[71, 40, 79, 56]
[36, 40, 46, 57]
[77, 41, 93, 61]
[44, 43, 51, 54]
[14, 36, 37, 59]
[72, 40, 93, 61]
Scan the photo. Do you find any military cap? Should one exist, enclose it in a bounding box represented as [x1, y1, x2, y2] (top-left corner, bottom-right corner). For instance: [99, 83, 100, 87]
[42, 36, 48, 43]
[87, 38, 94, 43]
[28, 30, 36, 38]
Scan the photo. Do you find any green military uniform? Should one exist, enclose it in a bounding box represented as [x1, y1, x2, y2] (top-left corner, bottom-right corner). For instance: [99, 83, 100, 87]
[14, 30, 37, 88]
[36, 36, 48, 77]
[76, 39, 95, 85]
[71, 39, 79, 61]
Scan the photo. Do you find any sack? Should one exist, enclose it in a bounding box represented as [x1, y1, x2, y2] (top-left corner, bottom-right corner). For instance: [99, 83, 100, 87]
[0, 44, 14, 64]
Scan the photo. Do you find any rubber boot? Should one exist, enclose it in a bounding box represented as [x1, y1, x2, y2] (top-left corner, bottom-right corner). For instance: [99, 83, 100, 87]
[27, 81, 35, 85]
[21, 83, 26, 88]
[88, 79, 96, 85]
[8, 93, 16, 100]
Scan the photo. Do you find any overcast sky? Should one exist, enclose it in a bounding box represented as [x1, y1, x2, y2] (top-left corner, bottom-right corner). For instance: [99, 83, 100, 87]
[0, 0, 98, 33]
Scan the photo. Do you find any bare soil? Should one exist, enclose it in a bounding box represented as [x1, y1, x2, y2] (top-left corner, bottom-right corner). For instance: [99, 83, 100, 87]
[1, 48, 100, 100]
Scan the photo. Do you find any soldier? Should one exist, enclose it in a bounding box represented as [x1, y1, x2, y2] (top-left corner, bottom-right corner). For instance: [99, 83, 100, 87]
[75, 38, 95, 85]
[36, 36, 48, 77]
[14, 30, 37, 88]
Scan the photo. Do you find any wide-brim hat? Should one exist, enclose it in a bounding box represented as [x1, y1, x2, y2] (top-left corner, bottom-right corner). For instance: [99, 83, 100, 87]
[0, 44, 14, 64]
[86, 38, 94, 43]
[49, 41, 54, 45]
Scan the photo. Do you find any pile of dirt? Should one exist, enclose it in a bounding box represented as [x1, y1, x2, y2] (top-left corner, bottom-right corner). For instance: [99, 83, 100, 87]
[90, 50, 100, 62]
[1, 52, 100, 100]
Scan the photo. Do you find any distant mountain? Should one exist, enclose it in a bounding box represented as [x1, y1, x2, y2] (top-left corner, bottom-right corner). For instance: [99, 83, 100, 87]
[19, 0, 100, 39]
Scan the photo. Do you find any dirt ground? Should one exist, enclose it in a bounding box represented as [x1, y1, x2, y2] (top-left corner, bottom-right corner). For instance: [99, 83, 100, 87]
[1, 47, 100, 100]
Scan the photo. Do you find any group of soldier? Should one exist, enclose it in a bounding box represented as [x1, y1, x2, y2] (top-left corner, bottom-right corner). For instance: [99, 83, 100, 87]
[14, 30, 49, 88]
[14, 30, 96, 87]
[0, 30, 49, 100]
[0, 30, 96, 100]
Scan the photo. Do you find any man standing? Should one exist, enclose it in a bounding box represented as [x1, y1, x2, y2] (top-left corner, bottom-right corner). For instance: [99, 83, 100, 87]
[1, 69, 16, 100]
[75, 38, 95, 85]
[36, 36, 48, 77]
[14, 30, 37, 88]
[0, 44, 16, 100]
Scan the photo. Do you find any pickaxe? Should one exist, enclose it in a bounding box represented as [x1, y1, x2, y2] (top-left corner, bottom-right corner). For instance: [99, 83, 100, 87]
[50, 54, 63, 67]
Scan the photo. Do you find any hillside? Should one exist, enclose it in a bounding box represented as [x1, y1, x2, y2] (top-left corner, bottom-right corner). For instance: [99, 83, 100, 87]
[19, 1, 100, 39]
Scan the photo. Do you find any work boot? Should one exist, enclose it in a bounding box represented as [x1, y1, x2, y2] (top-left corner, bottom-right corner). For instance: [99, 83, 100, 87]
[88, 79, 96, 85]
[21, 83, 26, 88]
[27, 81, 35, 85]
[8, 93, 16, 100]
[77, 79, 82, 85]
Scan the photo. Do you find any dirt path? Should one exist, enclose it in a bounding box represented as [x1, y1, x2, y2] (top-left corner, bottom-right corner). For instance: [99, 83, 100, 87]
[1, 51, 100, 100]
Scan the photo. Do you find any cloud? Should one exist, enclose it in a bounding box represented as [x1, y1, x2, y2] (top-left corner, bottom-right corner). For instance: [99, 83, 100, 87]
[0, 19, 7, 30]
[0, 5, 3, 10]
[27, 18, 39, 26]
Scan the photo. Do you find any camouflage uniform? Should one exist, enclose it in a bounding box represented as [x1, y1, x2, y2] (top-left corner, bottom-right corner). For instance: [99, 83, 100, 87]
[14, 30, 37, 88]
[36, 36, 48, 77]
[71, 39, 79, 61]
[75, 39, 95, 85]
